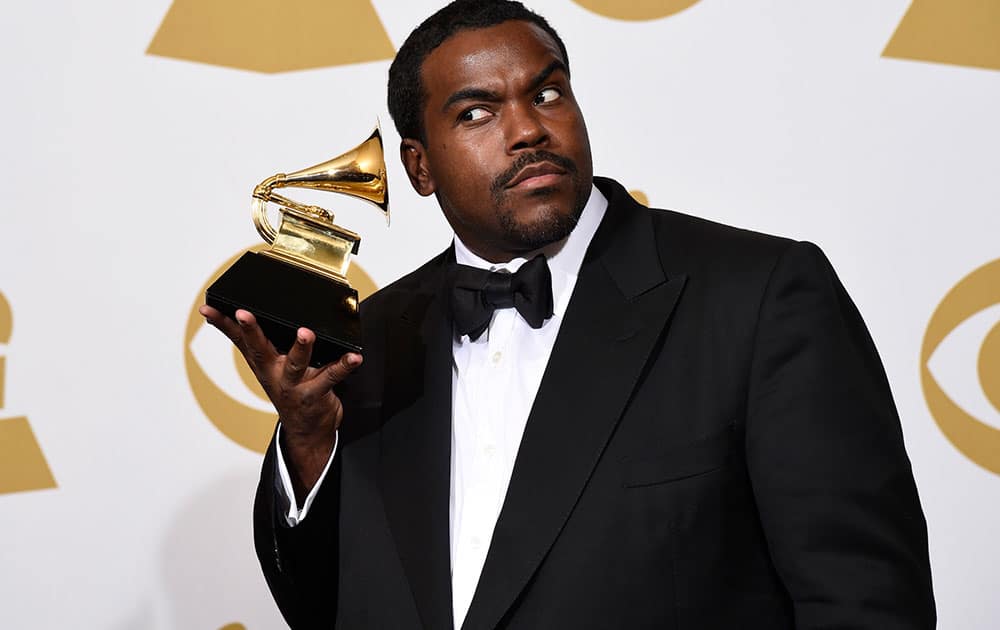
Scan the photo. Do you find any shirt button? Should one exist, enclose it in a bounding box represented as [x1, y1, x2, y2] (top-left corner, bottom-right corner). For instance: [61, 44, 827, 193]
[492, 351, 502, 364]
[471, 536, 483, 549]
[483, 444, 497, 457]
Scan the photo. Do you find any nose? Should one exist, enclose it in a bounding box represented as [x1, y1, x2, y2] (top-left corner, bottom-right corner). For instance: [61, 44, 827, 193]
[505, 103, 548, 153]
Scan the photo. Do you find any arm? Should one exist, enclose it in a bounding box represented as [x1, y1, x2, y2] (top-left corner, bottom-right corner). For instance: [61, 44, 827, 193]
[255, 428, 342, 630]
[199, 306, 362, 629]
[198, 306, 360, 494]
[746, 242, 935, 629]
[275, 428, 339, 526]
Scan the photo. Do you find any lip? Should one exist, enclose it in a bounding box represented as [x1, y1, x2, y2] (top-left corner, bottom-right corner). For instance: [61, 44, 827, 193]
[506, 161, 567, 189]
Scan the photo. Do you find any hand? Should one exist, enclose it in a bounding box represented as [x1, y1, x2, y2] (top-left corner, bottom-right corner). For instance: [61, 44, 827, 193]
[199, 305, 362, 494]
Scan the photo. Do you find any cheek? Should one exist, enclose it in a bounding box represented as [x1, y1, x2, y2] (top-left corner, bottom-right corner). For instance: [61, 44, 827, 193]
[552, 107, 590, 152]
[436, 143, 496, 188]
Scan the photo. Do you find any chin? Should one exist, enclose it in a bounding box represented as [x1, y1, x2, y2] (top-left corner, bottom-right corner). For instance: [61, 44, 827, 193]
[500, 201, 581, 251]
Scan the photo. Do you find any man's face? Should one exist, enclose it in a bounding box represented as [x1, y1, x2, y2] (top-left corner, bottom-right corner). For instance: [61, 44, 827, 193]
[403, 20, 593, 263]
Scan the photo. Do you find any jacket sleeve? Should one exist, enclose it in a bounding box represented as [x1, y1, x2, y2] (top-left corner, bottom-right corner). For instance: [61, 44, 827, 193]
[745, 241, 935, 629]
[254, 431, 342, 630]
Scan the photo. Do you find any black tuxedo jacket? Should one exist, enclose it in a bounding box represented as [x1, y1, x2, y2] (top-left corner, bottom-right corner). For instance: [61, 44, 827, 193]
[254, 178, 935, 629]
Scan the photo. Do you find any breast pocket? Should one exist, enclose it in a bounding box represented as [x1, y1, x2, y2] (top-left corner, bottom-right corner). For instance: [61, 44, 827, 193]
[623, 423, 736, 488]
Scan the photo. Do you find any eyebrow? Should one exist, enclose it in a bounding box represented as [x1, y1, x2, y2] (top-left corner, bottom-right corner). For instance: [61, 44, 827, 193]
[526, 59, 567, 94]
[440, 59, 569, 113]
[442, 88, 502, 113]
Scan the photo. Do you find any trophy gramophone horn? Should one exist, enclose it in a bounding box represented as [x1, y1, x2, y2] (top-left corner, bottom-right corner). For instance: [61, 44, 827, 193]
[252, 126, 389, 244]
[249, 126, 389, 283]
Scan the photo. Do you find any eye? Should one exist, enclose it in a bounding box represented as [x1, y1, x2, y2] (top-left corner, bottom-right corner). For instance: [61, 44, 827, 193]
[922, 257, 1000, 474]
[926, 302, 1000, 430]
[460, 106, 491, 122]
[534, 87, 562, 105]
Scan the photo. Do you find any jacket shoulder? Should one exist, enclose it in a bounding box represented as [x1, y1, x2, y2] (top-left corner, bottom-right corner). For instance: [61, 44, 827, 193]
[595, 176, 799, 274]
[358, 247, 450, 320]
[648, 206, 798, 274]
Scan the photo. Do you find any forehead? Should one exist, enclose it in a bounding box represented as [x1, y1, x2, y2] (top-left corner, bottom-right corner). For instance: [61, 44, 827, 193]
[420, 20, 565, 100]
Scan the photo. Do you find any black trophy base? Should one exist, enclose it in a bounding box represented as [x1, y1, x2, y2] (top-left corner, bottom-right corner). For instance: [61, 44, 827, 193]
[206, 251, 361, 367]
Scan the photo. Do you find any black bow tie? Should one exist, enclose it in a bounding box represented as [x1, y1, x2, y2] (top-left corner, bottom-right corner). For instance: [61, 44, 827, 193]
[449, 254, 555, 341]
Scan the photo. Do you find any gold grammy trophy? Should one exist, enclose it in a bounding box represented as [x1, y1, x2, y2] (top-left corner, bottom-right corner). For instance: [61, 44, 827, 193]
[206, 127, 388, 366]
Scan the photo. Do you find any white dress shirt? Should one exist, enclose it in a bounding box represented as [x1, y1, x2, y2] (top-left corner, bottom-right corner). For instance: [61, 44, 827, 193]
[276, 185, 608, 629]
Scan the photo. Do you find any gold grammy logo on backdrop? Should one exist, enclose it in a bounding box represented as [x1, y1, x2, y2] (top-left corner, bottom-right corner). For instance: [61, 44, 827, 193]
[0, 290, 57, 495]
[185, 248, 378, 453]
[147, 0, 1000, 74]
[883, 0, 1000, 71]
[629, 189, 650, 206]
[147, 0, 394, 73]
[571, 0, 701, 21]
[922, 257, 1000, 475]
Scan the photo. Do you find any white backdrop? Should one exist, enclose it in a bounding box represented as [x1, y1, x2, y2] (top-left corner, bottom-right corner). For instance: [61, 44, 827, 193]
[2, 1, 998, 628]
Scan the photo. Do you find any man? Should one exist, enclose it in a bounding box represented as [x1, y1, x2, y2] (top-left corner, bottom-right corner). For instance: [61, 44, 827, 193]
[200, 1, 935, 628]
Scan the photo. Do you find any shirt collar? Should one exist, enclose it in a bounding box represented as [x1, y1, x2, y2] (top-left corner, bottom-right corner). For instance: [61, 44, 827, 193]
[453, 185, 607, 323]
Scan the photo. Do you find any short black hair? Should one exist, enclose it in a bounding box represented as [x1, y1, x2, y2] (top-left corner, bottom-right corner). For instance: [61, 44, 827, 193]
[387, 0, 570, 143]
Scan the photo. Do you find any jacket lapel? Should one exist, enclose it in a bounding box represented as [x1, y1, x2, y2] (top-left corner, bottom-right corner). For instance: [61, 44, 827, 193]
[379, 260, 456, 630]
[461, 180, 688, 630]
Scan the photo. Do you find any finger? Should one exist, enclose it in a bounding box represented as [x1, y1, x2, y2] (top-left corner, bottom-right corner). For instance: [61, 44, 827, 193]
[200, 306, 247, 351]
[234, 309, 279, 367]
[282, 328, 316, 385]
[199, 305, 224, 321]
[299, 352, 363, 399]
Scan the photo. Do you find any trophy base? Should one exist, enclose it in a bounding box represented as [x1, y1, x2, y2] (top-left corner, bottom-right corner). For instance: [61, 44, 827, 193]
[206, 251, 362, 367]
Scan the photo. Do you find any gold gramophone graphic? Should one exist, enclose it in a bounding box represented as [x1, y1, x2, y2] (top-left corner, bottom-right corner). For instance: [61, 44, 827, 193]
[206, 127, 388, 366]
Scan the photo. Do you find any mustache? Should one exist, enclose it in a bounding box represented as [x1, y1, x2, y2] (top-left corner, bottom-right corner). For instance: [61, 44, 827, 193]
[491, 151, 578, 195]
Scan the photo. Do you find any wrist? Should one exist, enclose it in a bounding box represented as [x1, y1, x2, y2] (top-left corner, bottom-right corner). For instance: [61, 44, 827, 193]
[279, 424, 336, 496]
[281, 422, 336, 455]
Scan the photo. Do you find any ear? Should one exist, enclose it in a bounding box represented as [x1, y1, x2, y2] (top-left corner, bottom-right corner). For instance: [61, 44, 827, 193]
[399, 139, 436, 197]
